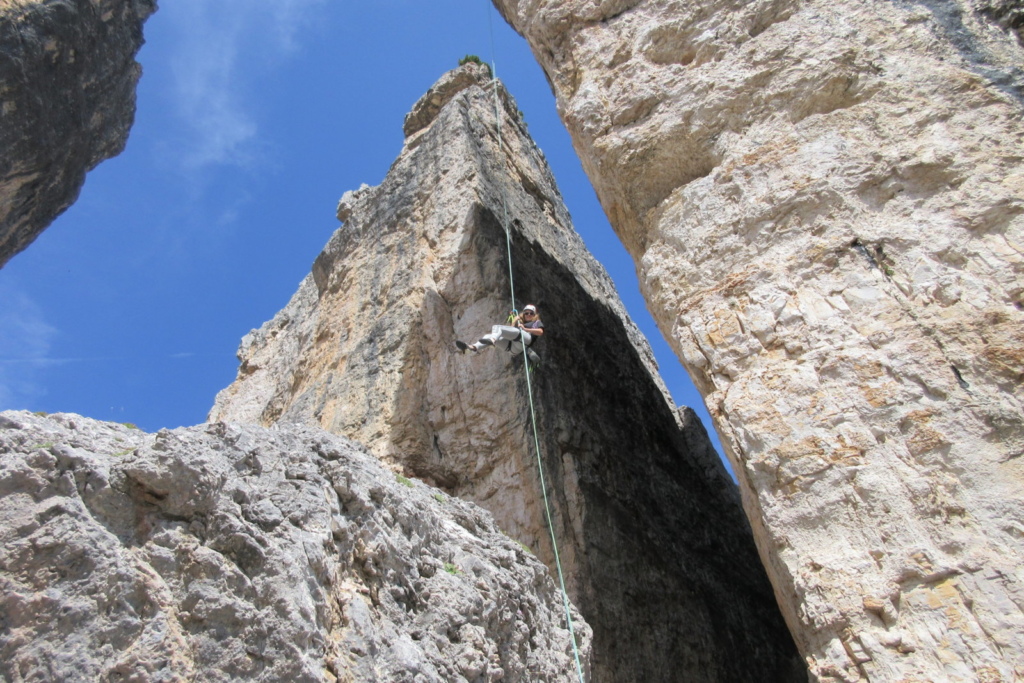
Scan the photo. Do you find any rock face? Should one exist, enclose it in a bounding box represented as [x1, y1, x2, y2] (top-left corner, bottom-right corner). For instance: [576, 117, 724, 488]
[493, 0, 1024, 680]
[0, 0, 155, 268]
[212, 64, 803, 681]
[0, 410, 590, 682]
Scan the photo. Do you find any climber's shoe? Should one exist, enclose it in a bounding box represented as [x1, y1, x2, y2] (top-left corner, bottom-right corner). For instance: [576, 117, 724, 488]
[455, 340, 472, 354]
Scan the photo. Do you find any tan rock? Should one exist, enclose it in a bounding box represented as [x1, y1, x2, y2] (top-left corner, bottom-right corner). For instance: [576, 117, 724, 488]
[494, 0, 1024, 679]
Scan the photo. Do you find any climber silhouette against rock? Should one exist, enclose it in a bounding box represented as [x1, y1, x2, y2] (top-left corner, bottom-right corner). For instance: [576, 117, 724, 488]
[455, 304, 544, 364]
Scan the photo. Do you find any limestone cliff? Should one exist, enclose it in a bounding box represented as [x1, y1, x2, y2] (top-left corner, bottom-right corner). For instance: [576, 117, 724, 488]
[0, 0, 155, 268]
[493, 0, 1024, 680]
[0, 410, 589, 682]
[212, 64, 803, 681]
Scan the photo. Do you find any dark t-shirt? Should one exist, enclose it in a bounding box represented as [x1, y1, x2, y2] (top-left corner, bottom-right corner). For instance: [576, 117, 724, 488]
[523, 319, 543, 344]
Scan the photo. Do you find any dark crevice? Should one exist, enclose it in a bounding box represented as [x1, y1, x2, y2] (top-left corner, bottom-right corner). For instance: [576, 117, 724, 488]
[851, 238, 881, 269]
[951, 364, 972, 390]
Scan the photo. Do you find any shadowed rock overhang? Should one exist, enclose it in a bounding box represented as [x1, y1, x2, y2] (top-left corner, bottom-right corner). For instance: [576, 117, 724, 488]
[0, 0, 156, 268]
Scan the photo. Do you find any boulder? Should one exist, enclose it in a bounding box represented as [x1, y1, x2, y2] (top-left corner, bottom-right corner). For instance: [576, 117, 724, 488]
[0, 410, 589, 681]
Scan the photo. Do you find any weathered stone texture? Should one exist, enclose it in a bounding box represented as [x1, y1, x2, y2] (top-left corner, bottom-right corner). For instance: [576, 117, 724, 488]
[211, 64, 803, 681]
[972, 0, 1024, 45]
[0, 0, 155, 268]
[0, 410, 589, 681]
[493, 0, 1024, 680]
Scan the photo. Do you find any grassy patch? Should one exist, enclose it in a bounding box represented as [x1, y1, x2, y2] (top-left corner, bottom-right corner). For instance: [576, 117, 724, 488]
[432, 493, 445, 504]
[396, 474, 414, 488]
[458, 54, 492, 77]
[444, 562, 460, 576]
[122, 423, 140, 430]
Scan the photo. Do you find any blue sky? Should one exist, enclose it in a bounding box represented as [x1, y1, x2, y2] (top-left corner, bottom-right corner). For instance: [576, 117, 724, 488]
[0, 1, 727, 466]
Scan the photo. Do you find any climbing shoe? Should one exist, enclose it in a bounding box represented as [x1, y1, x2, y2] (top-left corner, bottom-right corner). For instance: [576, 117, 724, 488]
[455, 340, 475, 354]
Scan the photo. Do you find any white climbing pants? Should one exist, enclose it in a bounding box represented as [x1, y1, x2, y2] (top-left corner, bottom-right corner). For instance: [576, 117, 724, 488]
[475, 325, 532, 355]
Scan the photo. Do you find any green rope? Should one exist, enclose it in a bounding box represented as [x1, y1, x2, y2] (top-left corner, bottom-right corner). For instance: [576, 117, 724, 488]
[488, 72, 517, 316]
[487, 10, 586, 681]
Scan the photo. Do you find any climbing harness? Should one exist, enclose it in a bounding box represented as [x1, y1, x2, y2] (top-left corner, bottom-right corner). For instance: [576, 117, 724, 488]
[487, 9, 585, 681]
[500, 310, 539, 370]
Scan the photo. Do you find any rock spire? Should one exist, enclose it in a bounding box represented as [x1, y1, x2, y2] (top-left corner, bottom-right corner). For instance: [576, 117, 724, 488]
[212, 63, 803, 681]
[493, 0, 1024, 680]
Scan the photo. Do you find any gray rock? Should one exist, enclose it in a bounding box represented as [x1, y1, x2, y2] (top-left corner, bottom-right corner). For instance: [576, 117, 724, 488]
[0, 410, 589, 681]
[0, 0, 155, 268]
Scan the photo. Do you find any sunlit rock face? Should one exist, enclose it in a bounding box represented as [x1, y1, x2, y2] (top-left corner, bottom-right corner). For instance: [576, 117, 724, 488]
[0, 0, 155, 268]
[0, 410, 589, 682]
[211, 64, 803, 682]
[492, 0, 1024, 680]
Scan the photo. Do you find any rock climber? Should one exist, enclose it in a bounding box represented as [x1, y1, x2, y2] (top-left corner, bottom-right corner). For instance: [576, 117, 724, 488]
[455, 304, 544, 364]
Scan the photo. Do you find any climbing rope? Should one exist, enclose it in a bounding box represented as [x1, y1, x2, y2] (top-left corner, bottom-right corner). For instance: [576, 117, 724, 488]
[487, 9, 586, 682]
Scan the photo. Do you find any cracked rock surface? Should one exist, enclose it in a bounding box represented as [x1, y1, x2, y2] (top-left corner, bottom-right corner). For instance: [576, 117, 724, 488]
[0, 410, 589, 682]
[494, 0, 1024, 680]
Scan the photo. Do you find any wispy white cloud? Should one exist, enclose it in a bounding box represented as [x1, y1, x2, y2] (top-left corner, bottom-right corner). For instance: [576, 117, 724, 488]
[266, 0, 331, 52]
[163, 0, 328, 169]
[0, 283, 58, 408]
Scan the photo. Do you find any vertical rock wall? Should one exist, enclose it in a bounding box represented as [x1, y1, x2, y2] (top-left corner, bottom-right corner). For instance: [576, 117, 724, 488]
[211, 64, 803, 681]
[0, 0, 156, 267]
[493, 0, 1024, 680]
